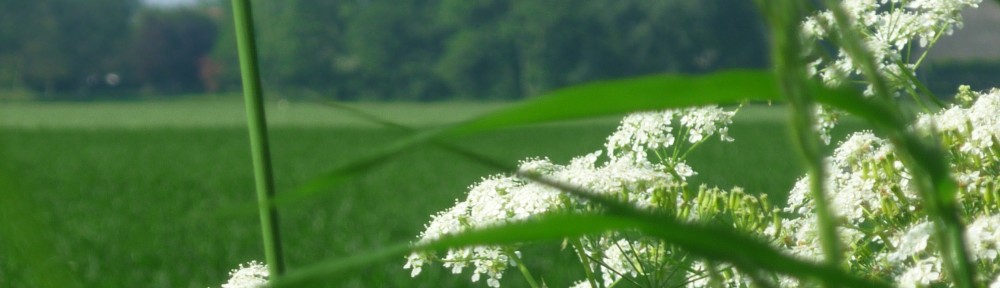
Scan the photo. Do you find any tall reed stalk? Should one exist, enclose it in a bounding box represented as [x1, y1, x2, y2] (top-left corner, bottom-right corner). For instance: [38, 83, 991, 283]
[230, 0, 286, 277]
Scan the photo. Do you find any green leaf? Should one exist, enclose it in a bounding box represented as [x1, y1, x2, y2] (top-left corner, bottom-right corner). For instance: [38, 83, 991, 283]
[273, 213, 889, 288]
[807, 82, 902, 130]
[447, 70, 780, 135]
[283, 70, 886, 208]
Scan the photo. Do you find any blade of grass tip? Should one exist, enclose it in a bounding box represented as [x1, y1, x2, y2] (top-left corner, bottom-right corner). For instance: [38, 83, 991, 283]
[284, 70, 786, 205]
[892, 59, 945, 109]
[446, 70, 781, 136]
[230, 0, 285, 276]
[317, 101, 411, 131]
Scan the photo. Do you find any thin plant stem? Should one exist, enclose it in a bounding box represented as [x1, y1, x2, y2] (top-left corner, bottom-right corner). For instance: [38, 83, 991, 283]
[758, 0, 844, 274]
[230, 0, 285, 277]
[571, 238, 601, 288]
[506, 250, 541, 288]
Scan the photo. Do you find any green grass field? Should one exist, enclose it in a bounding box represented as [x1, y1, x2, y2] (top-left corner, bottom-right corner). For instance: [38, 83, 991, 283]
[0, 99, 861, 287]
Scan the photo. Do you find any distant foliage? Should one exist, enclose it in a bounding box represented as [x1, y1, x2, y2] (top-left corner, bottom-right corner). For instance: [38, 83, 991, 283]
[923, 60, 1000, 96]
[0, 0, 767, 100]
[0, 0, 137, 98]
[132, 8, 219, 94]
[211, 0, 769, 100]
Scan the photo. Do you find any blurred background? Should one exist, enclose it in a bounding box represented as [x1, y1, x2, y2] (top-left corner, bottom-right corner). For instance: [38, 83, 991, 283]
[2, 0, 999, 102]
[2, 0, 767, 101]
[2, 1, 999, 287]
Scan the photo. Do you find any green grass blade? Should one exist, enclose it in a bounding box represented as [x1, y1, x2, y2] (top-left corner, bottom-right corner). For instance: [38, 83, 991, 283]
[280, 70, 885, 207]
[230, 0, 286, 276]
[272, 213, 888, 288]
[447, 69, 779, 135]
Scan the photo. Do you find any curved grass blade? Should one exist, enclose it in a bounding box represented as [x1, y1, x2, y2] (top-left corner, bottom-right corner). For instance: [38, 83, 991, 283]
[280, 70, 892, 207]
[272, 213, 889, 288]
[446, 69, 780, 135]
[280, 70, 782, 204]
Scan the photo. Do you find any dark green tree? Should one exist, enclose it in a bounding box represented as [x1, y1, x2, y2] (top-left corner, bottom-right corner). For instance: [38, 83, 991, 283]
[0, 0, 137, 97]
[131, 8, 219, 93]
[208, 0, 768, 101]
[434, 0, 769, 99]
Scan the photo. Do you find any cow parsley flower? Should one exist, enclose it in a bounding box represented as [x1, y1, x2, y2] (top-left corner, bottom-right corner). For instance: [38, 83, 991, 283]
[606, 111, 676, 161]
[773, 82, 1000, 287]
[221, 261, 268, 288]
[918, 88, 1000, 157]
[896, 257, 943, 288]
[815, 105, 840, 145]
[802, 0, 980, 146]
[888, 221, 935, 263]
[599, 239, 645, 287]
[405, 107, 748, 287]
[991, 273, 1000, 288]
[679, 106, 736, 143]
[965, 214, 1000, 261]
[804, 0, 980, 93]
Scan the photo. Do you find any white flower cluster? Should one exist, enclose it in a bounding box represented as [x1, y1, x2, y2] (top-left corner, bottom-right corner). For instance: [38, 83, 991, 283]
[404, 87, 999, 288]
[220, 261, 268, 288]
[606, 107, 735, 162]
[776, 88, 1000, 287]
[918, 87, 1000, 159]
[814, 105, 841, 145]
[405, 106, 753, 287]
[595, 239, 660, 287]
[803, 0, 981, 94]
[802, 0, 979, 145]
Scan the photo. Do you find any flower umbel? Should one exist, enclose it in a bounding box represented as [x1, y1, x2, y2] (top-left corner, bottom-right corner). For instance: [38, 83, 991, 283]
[221, 261, 269, 288]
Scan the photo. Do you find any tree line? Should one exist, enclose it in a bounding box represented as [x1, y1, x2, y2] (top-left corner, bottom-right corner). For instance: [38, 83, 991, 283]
[0, 0, 768, 100]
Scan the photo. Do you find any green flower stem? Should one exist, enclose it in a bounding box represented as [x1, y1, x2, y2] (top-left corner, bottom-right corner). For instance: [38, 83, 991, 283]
[758, 0, 844, 271]
[230, 0, 286, 277]
[506, 250, 541, 288]
[571, 238, 601, 288]
[818, 0, 894, 104]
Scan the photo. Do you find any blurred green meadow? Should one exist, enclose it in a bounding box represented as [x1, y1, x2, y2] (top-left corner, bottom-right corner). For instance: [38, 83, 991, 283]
[0, 99, 859, 287]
